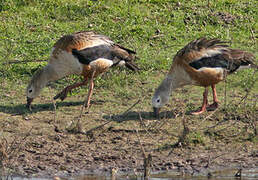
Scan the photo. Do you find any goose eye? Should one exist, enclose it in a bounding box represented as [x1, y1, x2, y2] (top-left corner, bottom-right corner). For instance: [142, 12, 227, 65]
[157, 99, 160, 103]
[29, 89, 32, 93]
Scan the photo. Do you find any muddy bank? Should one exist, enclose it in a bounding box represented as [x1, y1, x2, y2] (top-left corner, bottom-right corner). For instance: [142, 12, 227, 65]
[1, 108, 257, 178]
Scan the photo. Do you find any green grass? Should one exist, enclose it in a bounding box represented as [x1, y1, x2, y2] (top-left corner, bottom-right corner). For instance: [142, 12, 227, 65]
[1, 0, 257, 131]
[0, 0, 257, 176]
[0, 0, 257, 113]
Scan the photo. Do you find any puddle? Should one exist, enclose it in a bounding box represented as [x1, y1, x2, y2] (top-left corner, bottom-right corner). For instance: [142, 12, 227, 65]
[3, 168, 258, 180]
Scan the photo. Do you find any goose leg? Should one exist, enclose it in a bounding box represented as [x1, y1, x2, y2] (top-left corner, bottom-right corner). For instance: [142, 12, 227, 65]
[84, 70, 95, 111]
[191, 87, 208, 115]
[207, 84, 219, 111]
[54, 78, 88, 101]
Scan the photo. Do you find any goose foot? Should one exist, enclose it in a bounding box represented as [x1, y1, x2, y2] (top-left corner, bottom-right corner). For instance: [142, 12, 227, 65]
[207, 102, 219, 111]
[191, 108, 206, 115]
[54, 88, 70, 101]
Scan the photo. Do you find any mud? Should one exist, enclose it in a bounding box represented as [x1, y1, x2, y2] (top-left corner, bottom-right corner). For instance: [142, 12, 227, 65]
[1, 105, 257, 179]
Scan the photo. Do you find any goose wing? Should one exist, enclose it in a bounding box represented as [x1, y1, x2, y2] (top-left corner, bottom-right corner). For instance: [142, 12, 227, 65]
[173, 38, 255, 73]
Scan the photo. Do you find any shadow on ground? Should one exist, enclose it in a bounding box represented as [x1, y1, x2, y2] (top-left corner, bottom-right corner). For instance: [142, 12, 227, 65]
[0, 101, 86, 115]
[103, 110, 175, 121]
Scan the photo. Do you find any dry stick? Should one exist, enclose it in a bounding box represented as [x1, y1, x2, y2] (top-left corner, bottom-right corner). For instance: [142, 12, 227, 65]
[136, 129, 147, 158]
[52, 99, 57, 123]
[235, 169, 242, 177]
[2, 41, 14, 65]
[8, 127, 33, 165]
[81, 99, 142, 135]
[6, 126, 32, 156]
[193, 108, 220, 132]
[138, 112, 152, 138]
[111, 168, 118, 180]
[135, 130, 152, 180]
[0, 138, 8, 161]
[122, 99, 141, 117]
[238, 69, 257, 106]
[2, 59, 47, 65]
[138, 112, 147, 129]
[137, 111, 166, 141]
[82, 120, 112, 136]
[150, 34, 164, 39]
[214, 120, 238, 135]
[249, 26, 256, 43]
[205, 152, 231, 168]
[168, 113, 189, 156]
[200, 118, 229, 132]
[224, 76, 227, 110]
[180, 117, 190, 144]
[155, 113, 171, 130]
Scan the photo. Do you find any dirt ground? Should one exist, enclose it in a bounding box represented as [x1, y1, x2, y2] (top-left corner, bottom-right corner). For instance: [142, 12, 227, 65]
[0, 86, 257, 178]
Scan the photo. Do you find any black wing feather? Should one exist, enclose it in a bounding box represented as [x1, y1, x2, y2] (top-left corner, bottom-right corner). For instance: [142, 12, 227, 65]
[72, 45, 115, 65]
[189, 54, 250, 73]
[72, 44, 140, 71]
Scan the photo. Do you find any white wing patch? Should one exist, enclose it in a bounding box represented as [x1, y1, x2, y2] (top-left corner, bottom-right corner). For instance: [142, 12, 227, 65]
[197, 67, 224, 73]
[237, 64, 252, 71]
[90, 58, 113, 69]
[118, 60, 125, 66]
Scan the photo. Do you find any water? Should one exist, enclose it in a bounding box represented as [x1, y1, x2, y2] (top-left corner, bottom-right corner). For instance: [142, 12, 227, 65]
[4, 168, 258, 180]
[74, 168, 258, 180]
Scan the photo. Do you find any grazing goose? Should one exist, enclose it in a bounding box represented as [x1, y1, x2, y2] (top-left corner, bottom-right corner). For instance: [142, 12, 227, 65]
[26, 31, 139, 110]
[152, 38, 256, 116]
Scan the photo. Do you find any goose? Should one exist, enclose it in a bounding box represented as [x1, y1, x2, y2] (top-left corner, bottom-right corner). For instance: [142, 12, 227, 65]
[26, 31, 139, 110]
[152, 38, 256, 116]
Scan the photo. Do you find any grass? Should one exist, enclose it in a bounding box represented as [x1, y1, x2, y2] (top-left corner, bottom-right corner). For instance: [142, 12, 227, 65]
[0, 0, 257, 177]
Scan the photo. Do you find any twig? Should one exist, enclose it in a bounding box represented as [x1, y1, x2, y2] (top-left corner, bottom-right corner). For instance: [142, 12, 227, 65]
[135, 129, 152, 180]
[168, 115, 189, 156]
[111, 168, 118, 180]
[136, 129, 146, 158]
[213, 120, 238, 135]
[2, 40, 14, 65]
[2, 59, 47, 65]
[138, 112, 147, 129]
[52, 100, 57, 123]
[235, 169, 242, 177]
[193, 108, 220, 131]
[201, 119, 228, 131]
[7, 127, 33, 166]
[205, 152, 231, 167]
[224, 76, 227, 109]
[238, 69, 257, 106]
[249, 27, 255, 43]
[122, 99, 141, 117]
[137, 112, 153, 138]
[150, 34, 164, 39]
[82, 120, 112, 136]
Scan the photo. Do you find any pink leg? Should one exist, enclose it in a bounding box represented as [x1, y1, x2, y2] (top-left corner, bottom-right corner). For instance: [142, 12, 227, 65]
[191, 87, 208, 115]
[84, 71, 95, 111]
[54, 78, 88, 101]
[207, 84, 219, 111]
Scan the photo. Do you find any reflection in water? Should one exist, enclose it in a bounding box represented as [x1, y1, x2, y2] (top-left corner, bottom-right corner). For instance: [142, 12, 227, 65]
[5, 168, 258, 180]
[76, 168, 258, 180]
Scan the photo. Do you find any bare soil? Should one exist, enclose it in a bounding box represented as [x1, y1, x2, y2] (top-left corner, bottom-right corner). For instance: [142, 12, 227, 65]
[0, 87, 257, 178]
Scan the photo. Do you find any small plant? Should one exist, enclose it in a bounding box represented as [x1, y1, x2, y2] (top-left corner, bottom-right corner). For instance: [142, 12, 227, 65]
[187, 131, 206, 146]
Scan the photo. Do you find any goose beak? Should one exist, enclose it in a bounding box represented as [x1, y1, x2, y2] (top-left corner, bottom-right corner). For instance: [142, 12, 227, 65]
[153, 107, 160, 118]
[26, 97, 33, 110]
